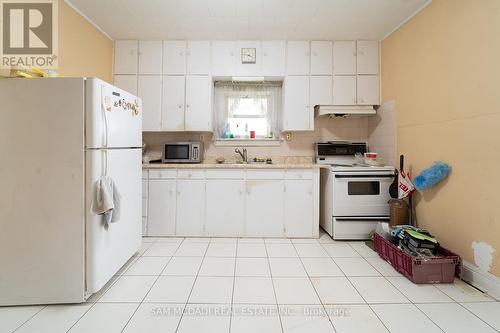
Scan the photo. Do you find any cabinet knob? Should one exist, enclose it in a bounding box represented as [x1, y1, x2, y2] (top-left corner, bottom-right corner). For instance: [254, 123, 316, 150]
[178, 104, 182, 109]
[186, 104, 190, 108]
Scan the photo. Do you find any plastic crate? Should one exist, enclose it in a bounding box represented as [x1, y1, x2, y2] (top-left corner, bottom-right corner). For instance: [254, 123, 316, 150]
[373, 232, 462, 284]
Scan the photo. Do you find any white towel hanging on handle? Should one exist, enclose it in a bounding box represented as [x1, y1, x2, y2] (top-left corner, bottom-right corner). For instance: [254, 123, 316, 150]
[91, 175, 121, 229]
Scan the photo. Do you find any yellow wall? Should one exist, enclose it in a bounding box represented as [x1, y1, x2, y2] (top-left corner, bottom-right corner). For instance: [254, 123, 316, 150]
[58, 0, 113, 82]
[382, 0, 500, 275]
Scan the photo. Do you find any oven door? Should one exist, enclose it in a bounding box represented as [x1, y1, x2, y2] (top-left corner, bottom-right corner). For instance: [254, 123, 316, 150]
[332, 171, 394, 217]
[163, 144, 191, 163]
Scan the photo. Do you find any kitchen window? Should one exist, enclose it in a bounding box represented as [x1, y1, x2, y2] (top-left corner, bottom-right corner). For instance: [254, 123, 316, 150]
[214, 81, 282, 144]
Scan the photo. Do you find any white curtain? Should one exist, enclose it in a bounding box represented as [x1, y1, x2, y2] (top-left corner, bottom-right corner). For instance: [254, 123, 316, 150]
[213, 81, 282, 139]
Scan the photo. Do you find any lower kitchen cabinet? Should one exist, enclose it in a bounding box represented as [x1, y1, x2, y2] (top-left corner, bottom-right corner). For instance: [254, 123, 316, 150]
[148, 179, 176, 236]
[176, 179, 206, 236]
[284, 180, 314, 237]
[206, 179, 245, 236]
[245, 180, 285, 237]
[143, 168, 319, 238]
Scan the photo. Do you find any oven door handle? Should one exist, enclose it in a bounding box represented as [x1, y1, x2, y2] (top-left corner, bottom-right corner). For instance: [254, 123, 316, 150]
[334, 174, 394, 178]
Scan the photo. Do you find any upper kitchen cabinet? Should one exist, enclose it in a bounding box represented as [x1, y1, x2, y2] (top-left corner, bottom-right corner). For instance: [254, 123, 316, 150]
[262, 41, 286, 76]
[186, 41, 210, 75]
[283, 76, 311, 131]
[138, 41, 162, 74]
[333, 41, 356, 75]
[236, 41, 262, 76]
[113, 75, 137, 95]
[286, 41, 310, 75]
[357, 41, 379, 75]
[310, 41, 333, 75]
[357, 75, 380, 105]
[138, 75, 162, 131]
[161, 75, 185, 131]
[310, 76, 333, 106]
[333, 75, 357, 106]
[185, 76, 212, 131]
[114, 40, 138, 74]
[211, 41, 236, 76]
[163, 41, 186, 75]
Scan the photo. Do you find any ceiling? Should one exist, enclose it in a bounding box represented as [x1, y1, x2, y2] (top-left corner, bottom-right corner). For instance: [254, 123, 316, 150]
[65, 0, 430, 41]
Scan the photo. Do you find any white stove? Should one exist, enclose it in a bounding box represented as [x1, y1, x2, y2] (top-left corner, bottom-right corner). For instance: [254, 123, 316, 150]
[317, 142, 395, 240]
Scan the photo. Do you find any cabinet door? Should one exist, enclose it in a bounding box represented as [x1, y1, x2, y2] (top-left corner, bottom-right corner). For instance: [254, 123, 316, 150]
[206, 180, 245, 237]
[262, 41, 286, 76]
[333, 41, 356, 75]
[310, 76, 332, 106]
[286, 41, 310, 75]
[333, 76, 356, 106]
[357, 75, 380, 105]
[163, 40, 186, 75]
[114, 75, 137, 95]
[148, 179, 176, 236]
[357, 41, 379, 75]
[161, 75, 185, 131]
[211, 41, 236, 76]
[236, 40, 262, 76]
[185, 76, 212, 131]
[187, 41, 210, 74]
[310, 41, 333, 75]
[283, 76, 310, 130]
[138, 41, 162, 74]
[138, 75, 162, 131]
[176, 180, 205, 236]
[245, 180, 284, 237]
[284, 180, 313, 237]
[114, 40, 138, 74]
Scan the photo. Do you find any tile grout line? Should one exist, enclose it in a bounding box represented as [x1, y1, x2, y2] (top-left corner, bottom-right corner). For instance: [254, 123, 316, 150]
[11, 305, 47, 333]
[263, 238, 285, 333]
[119, 238, 184, 333]
[173, 237, 213, 333]
[228, 238, 239, 333]
[290, 239, 338, 333]
[64, 237, 164, 333]
[454, 302, 500, 333]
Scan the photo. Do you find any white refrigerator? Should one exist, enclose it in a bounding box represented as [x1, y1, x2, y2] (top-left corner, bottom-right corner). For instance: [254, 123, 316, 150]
[0, 78, 143, 305]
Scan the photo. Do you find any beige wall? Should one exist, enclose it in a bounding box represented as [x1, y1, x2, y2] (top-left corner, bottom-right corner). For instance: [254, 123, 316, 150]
[58, 0, 113, 82]
[381, 0, 500, 275]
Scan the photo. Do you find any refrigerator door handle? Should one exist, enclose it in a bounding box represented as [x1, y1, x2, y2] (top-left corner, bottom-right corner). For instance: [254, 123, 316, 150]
[100, 85, 109, 148]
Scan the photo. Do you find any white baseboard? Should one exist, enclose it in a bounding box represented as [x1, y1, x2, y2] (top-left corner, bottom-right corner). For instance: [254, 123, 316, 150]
[462, 260, 500, 301]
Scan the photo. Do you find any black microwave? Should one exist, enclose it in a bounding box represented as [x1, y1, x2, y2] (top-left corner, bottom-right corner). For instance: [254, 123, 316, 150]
[162, 142, 203, 163]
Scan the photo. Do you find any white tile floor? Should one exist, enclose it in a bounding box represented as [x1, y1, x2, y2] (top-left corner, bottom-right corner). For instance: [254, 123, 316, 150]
[2, 230, 499, 333]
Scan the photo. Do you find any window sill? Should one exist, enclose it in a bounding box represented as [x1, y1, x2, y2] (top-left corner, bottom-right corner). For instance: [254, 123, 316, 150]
[214, 138, 282, 147]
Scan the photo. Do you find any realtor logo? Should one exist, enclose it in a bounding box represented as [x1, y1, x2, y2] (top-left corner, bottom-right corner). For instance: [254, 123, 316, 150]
[1, 0, 58, 69]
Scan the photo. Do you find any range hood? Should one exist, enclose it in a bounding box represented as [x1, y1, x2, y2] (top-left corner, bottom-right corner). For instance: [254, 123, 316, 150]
[315, 105, 376, 118]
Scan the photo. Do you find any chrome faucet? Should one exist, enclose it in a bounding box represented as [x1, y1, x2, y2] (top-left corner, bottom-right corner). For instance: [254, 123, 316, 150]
[235, 148, 248, 163]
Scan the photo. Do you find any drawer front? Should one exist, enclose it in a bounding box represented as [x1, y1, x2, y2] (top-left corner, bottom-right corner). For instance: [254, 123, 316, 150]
[149, 169, 177, 179]
[206, 169, 245, 179]
[285, 169, 313, 180]
[142, 170, 149, 179]
[177, 169, 205, 179]
[246, 169, 285, 180]
[142, 198, 148, 217]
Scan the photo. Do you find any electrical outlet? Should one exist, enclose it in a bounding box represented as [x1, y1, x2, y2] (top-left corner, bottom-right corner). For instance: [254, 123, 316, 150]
[285, 133, 292, 141]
